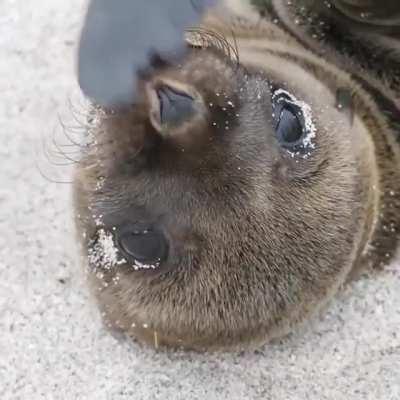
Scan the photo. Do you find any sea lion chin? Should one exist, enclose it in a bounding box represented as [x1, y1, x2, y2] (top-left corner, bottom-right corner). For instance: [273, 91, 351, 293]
[73, 1, 400, 351]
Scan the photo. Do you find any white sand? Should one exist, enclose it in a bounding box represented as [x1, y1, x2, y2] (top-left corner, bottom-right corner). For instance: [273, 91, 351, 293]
[1, 1, 399, 399]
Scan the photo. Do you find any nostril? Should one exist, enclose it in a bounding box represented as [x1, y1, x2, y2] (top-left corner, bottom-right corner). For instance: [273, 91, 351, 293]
[116, 227, 169, 266]
[157, 86, 195, 127]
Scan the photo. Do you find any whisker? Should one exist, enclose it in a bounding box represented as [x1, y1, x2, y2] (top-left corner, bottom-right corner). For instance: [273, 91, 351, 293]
[35, 159, 73, 184]
[34, 139, 74, 185]
[186, 27, 240, 68]
[57, 114, 90, 150]
[41, 130, 75, 167]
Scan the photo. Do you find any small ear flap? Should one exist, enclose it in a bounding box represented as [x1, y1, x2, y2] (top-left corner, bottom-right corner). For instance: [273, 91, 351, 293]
[146, 78, 205, 139]
[332, 0, 400, 25]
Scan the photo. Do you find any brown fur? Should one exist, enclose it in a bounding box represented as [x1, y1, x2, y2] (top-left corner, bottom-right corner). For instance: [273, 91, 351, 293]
[73, 0, 400, 351]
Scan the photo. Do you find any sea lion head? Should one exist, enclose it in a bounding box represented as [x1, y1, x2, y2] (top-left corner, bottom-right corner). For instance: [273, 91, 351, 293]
[73, 26, 384, 351]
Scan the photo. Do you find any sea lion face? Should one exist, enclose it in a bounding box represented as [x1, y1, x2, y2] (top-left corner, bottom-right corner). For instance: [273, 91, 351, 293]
[74, 36, 379, 350]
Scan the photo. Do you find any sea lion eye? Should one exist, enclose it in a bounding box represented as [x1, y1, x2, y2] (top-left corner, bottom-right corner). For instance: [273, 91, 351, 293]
[276, 105, 303, 146]
[157, 86, 195, 127]
[116, 228, 168, 266]
[271, 90, 316, 152]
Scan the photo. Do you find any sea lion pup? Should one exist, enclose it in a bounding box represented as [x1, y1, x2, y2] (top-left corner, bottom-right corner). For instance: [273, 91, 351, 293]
[73, 0, 400, 351]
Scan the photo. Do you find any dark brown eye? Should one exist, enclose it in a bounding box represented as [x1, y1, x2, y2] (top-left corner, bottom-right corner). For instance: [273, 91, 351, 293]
[272, 90, 313, 152]
[157, 86, 195, 127]
[116, 228, 168, 266]
[276, 105, 303, 146]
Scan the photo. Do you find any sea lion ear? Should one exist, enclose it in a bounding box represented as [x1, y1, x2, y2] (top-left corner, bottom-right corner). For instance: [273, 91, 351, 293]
[146, 78, 206, 139]
[332, 0, 400, 25]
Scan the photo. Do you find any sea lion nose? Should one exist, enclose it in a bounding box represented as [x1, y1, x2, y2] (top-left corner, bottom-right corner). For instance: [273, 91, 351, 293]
[157, 86, 195, 127]
[115, 224, 169, 267]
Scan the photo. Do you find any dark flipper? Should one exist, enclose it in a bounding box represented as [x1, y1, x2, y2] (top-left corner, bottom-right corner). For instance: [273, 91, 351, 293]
[78, 0, 216, 108]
